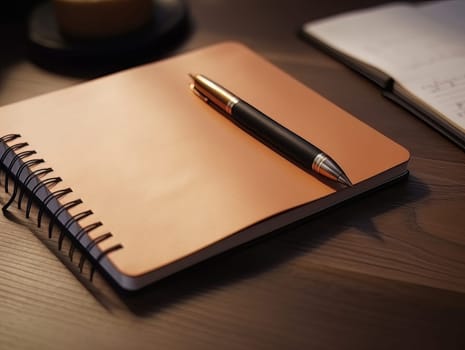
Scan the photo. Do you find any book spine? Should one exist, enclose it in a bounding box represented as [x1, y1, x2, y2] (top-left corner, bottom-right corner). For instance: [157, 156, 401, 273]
[0, 133, 123, 282]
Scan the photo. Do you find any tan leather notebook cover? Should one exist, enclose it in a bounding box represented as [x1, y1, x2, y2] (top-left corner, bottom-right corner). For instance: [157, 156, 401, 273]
[0, 42, 409, 290]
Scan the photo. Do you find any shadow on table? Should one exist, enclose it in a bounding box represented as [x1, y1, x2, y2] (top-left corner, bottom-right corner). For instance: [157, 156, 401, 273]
[116, 174, 429, 316]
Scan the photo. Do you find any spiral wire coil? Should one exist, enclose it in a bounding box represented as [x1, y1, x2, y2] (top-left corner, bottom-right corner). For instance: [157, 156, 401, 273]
[0, 134, 123, 281]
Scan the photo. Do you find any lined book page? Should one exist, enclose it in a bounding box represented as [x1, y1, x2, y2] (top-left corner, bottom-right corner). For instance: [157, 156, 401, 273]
[303, 1, 465, 134]
[396, 59, 465, 132]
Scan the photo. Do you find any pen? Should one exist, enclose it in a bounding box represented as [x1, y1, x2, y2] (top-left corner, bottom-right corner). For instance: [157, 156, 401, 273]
[189, 74, 352, 187]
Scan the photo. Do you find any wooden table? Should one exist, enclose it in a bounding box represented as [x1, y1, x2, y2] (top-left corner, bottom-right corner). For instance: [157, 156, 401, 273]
[1, 1, 464, 349]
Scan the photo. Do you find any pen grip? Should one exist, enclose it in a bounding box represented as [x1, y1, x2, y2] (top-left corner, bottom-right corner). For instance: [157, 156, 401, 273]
[231, 101, 320, 170]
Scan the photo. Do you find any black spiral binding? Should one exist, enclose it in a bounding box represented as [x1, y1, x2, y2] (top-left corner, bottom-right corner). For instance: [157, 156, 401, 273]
[0, 133, 123, 282]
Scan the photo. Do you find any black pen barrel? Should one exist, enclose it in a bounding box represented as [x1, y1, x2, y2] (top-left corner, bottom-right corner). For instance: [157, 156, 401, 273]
[231, 101, 320, 171]
[189, 73, 352, 186]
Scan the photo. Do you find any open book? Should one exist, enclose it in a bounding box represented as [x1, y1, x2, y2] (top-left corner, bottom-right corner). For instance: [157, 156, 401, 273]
[301, 0, 465, 149]
[0, 42, 409, 291]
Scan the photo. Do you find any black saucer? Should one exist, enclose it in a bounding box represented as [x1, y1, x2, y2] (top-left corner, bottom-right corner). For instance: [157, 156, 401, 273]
[28, 0, 189, 59]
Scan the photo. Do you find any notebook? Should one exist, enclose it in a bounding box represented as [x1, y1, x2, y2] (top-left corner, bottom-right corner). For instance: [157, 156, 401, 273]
[301, 0, 465, 150]
[0, 42, 410, 291]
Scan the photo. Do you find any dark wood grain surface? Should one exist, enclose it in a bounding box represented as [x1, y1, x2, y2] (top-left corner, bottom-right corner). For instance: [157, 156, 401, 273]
[1, 1, 464, 349]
